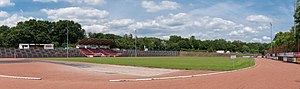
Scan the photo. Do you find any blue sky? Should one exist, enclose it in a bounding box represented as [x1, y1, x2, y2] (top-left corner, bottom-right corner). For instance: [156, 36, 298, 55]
[0, 0, 295, 43]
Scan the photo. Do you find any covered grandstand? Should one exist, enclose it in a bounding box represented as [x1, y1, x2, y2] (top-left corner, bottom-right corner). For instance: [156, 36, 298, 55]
[265, 42, 300, 63]
[76, 38, 119, 57]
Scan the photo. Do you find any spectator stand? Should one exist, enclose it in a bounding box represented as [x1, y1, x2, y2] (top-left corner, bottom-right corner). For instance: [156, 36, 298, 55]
[76, 38, 119, 57]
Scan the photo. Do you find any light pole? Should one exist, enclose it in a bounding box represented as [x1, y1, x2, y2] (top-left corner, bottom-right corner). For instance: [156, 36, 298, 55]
[295, 0, 298, 53]
[67, 23, 69, 58]
[134, 29, 137, 57]
[270, 23, 273, 56]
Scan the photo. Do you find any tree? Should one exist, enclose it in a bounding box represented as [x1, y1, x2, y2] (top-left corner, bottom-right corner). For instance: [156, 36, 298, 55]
[0, 25, 10, 47]
[51, 20, 85, 46]
[0, 19, 270, 53]
[189, 36, 199, 49]
[169, 35, 182, 43]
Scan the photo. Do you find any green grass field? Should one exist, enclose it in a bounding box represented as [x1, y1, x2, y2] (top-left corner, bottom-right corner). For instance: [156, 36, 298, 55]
[38, 57, 255, 71]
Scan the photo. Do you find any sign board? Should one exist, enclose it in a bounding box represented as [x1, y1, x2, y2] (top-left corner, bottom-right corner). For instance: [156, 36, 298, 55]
[297, 58, 300, 63]
[87, 55, 94, 58]
[230, 55, 237, 59]
[283, 57, 288, 62]
[216, 50, 225, 53]
[287, 57, 296, 63]
[294, 52, 300, 58]
[278, 52, 295, 57]
[242, 56, 250, 58]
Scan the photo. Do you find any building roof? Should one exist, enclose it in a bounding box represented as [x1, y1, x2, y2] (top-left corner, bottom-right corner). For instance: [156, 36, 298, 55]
[77, 38, 115, 45]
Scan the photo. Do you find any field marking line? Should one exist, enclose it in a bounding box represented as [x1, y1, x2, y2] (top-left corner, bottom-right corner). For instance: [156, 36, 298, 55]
[109, 59, 257, 82]
[0, 74, 42, 80]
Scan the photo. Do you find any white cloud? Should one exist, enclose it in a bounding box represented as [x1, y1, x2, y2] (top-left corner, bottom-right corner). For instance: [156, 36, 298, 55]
[246, 15, 273, 23]
[229, 26, 257, 36]
[142, 1, 180, 12]
[40, 6, 269, 42]
[39, 6, 270, 43]
[257, 25, 270, 30]
[0, 0, 15, 7]
[126, 13, 261, 41]
[41, 7, 109, 25]
[83, 19, 135, 35]
[249, 36, 272, 43]
[33, 0, 105, 5]
[251, 38, 263, 43]
[64, 0, 106, 5]
[262, 36, 271, 40]
[83, 25, 108, 33]
[0, 11, 9, 18]
[106, 19, 135, 28]
[33, 0, 58, 3]
[0, 12, 36, 27]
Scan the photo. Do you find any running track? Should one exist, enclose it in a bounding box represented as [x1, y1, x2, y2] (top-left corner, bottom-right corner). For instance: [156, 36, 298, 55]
[109, 58, 300, 89]
[0, 58, 300, 89]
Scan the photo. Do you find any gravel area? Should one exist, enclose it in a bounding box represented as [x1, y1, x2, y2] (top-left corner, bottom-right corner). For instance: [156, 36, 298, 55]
[42, 60, 179, 76]
[0, 59, 178, 76]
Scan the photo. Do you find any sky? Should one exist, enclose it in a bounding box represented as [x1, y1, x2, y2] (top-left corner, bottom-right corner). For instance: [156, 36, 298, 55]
[0, 0, 295, 43]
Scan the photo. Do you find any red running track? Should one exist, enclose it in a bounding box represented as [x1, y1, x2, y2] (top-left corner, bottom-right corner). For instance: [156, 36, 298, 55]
[109, 58, 300, 89]
[0, 58, 300, 89]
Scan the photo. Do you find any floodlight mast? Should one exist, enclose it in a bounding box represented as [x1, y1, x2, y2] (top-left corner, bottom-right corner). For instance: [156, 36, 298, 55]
[67, 23, 69, 58]
[295, 0, 299, 53]
[270, 23, 273, 55]
[134, 29, 137, 57]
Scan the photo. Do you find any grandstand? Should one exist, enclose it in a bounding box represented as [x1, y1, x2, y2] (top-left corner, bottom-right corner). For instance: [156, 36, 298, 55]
[265, 42, 300, 63]
[76, 38, 180, 57]
[0, 48, 85, 58]
[76, 38, 119, 57]
[120, 50, 179, 57]
[0, 38, 181, 58]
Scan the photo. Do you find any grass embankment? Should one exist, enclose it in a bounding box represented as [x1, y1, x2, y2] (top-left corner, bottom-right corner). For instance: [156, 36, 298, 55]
[39, 57, 255, 71]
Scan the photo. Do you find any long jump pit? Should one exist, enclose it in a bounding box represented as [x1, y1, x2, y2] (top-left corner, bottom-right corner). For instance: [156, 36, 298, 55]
[0, 58, 218, 89]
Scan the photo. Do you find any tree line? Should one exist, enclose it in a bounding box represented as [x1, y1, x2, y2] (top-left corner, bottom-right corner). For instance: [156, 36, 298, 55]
[0, 19, 269, 53]
[271, 2, 300, 52]
[88, 33, 270, 54]
[0, 19, 85, 48]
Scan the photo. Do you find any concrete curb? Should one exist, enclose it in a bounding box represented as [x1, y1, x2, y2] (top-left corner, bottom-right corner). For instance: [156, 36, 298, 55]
[109, 59, 257, 82]
[0, 75, 42, 80]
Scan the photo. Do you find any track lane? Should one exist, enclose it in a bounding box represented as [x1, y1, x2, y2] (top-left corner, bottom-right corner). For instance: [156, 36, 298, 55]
[108, 58, 300, 89]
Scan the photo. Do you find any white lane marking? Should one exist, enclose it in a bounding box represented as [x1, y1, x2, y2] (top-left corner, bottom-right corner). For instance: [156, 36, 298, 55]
[0, 75, 42, 80]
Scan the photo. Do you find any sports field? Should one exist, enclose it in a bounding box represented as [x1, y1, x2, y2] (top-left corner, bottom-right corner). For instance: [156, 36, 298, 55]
[39, 57, 255, 71]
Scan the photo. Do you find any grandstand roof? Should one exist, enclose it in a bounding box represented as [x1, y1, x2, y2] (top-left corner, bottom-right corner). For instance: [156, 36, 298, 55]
[77, 38, 115, 45]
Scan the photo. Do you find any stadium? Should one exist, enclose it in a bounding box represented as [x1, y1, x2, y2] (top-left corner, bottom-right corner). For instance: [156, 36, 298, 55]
[1, 0, 300, 89]
[0, 34, 298, 89]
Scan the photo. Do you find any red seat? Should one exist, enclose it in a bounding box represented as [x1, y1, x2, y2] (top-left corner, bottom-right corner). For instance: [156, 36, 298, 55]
[79, 48, 94, 55]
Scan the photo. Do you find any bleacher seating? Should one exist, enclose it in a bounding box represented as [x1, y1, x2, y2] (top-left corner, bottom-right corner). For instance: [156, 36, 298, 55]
[120, 50, 179, 57]
[0, 48, 85, 58]
[102, 49, 117, 55]
[79, 48, 94, 55]
[79, 48, 118, 57]
[0, 48, 180, 58]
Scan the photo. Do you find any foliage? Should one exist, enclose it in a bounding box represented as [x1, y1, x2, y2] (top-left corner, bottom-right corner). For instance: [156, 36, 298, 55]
[0, 19, 85, 47]
[271, 3, 300, 52]
[0, 19, 269, 53]
[86, 33, 269, 53]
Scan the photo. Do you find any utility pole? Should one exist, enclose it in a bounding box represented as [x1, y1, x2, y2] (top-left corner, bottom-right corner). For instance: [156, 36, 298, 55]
[134, 29, 137, 57]
[67, 23, 69, 58]
[270, 23, 273, 56]
[295, 0, 298, 53]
